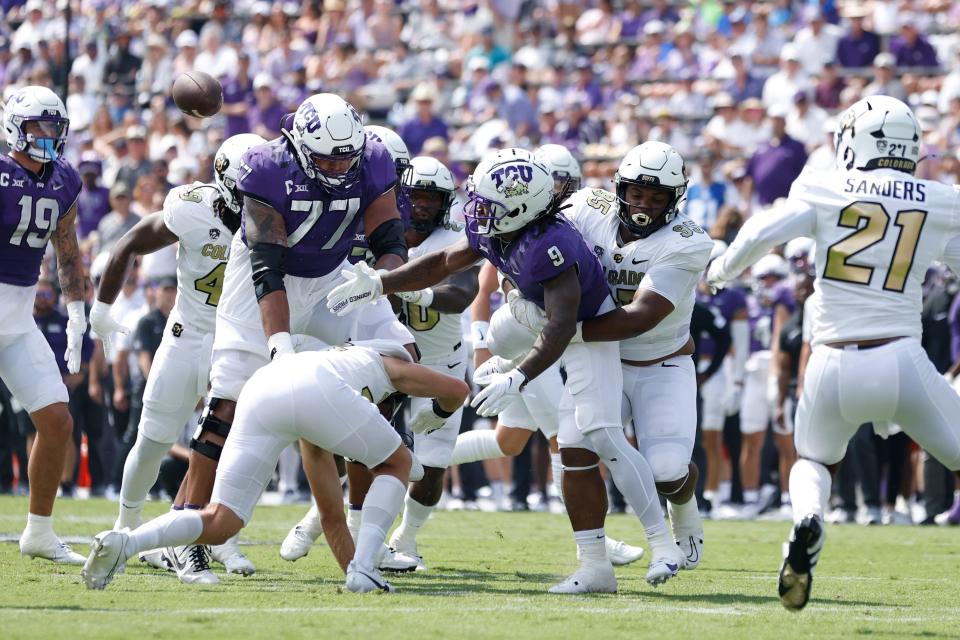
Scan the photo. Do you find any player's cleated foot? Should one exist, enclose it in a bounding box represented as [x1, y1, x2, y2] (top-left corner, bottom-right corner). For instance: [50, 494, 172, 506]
[20, 532, 86, 565]
[280, 522, 321, 561]
[676, 532, 704, 569]
[346, 561, 395, 593]
[603, 537, 644, 566]
[646, 546, 683, 586]
[169, 544, 220, 585]
[81, 530, 132, 589]
[548, 563, 617, 594]
[778, 515, 825, 612]
[139, 548, 174, 572]
[210, 536, 255, 575]
[380, 546, 423, 572]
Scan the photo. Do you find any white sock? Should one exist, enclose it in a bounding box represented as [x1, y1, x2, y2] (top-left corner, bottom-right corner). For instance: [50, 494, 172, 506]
[789, 459, 832, 524]
[118, 435, 171, 530]
[781, 491, 791, 505]
[354, 475, 406, 569]
[491, 480, 504, 503]
[550, 452, 563, 503]
[347, 506, 363, 544]
[299, 502, 322, 538]
[391, 493, 433, 551]
[646, 521, 675, 557]
[449, 430, 505, 465]
[587, 428, 666, 532]
[668, 496, 702, 536]
[25, 512, 53, 536]
[574, 528, 607, 566]
[743, 489, 759, 504]
[278, 445, 301, 494]
[718, 481, 731, 503]
[128, 510, 203, 556]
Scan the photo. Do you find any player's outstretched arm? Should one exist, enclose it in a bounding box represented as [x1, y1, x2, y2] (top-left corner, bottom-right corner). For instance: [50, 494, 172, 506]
[95, 212, 177, 304]
[469, 261, 499, 367]
[245, 196, 294, 357]
[709, 199, 816, 286]
[383, 356, 470, 414]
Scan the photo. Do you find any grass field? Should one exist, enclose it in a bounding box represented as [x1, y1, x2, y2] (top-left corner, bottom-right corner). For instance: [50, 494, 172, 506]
[1, 496, 957, 639]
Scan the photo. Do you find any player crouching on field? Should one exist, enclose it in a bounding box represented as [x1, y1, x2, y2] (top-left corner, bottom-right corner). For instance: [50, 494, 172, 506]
[82, 341, 469, 593]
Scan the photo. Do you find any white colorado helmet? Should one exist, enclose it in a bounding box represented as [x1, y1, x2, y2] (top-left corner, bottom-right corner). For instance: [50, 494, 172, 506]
[214, 133, 267, 213]
[533, 143, 582, 198]
[365, 124, 411, 178]
[288, 93, 366, 194]
[835, 95, 921, 174]
[3, 85, 69, 163]
[614, 141, 688, 238]
[464, 148, 554, 236]
[753, 253, 788, 280]
[404, 155, 456, 233]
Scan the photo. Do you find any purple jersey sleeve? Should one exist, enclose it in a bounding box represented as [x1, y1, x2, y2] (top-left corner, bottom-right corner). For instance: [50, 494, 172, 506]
[0, 156, 83, 287]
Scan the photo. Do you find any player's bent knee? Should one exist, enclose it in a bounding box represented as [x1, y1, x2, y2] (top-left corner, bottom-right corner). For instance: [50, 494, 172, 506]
[374, 445, 412, 479]
[32, 403, 73, 440]
[648, 457, 690, 485]
[560, 446, 600, 469]
[203, 504, 244, 544]
[190, 398, 233, 462]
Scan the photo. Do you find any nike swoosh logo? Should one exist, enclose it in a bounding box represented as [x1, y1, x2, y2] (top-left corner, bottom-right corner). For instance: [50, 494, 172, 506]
[666, 563, 679, 572]
[632, 258, 648, 265]
[168, 548, 186, 572]
[661, 362, 679, 368]
[447, 363, 458, 369]
[53, 184, 63, 191]
[685, 536, 699, 563]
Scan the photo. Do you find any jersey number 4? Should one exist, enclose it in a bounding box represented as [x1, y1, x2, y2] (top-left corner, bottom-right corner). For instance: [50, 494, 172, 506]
[9, 195, 59, 248]
[194, 262, 227, 307]
[823, 201, 927, 293]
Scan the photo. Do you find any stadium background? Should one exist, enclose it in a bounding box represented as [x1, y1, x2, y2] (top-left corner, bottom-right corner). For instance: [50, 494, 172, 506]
[1, 0, 959, 527]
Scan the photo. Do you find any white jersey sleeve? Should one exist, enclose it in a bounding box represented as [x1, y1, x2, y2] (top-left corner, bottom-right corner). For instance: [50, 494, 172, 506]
[401, 225, 468, 365]
[162, 183, 233, 335]
[795, 167, 960, 345]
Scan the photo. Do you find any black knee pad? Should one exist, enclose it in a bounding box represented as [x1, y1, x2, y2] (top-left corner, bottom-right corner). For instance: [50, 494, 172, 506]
[190, 398, 232, 462]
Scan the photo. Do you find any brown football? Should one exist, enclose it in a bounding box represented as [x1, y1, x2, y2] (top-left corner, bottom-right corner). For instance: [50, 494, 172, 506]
[172, 71, 223, 118]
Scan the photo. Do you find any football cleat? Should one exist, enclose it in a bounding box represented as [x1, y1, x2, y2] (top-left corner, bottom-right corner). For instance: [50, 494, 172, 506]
[778, 515, 825, 611]
[646, 545, 684, 586]
[210, 535, 256, 575]
[20, 532, 86, 565]
[81, 530, 132, 589]
[379, 546, 423, 572]
[139, 548, 174, 572]
[168, 544, 220, 585]
[548, 563, 617, 594]
[280, 522, 321, 562]
[346, 561, 395, 593]
[594, 537, 644, 566]
[676, 533, 704, 570]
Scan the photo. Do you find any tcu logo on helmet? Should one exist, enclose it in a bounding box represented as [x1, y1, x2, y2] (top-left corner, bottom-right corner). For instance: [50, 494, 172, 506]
[490, 164, 533, 190]
[300, 103, 322, 134]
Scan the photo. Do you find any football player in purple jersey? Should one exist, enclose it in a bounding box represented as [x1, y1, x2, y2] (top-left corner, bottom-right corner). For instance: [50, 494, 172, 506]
[0, 86, 87, 564]
[329, 149, 684, 593]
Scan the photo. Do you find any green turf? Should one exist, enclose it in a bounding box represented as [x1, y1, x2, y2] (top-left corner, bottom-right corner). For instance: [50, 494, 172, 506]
[0, 496, 957, 639]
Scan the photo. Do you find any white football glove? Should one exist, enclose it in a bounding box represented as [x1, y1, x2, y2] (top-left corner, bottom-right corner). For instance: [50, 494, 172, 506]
[326, 262, 383, 317]
[65, 301, 87, 375]
[394, 288, 434, 307]
[408, 406, 448, 435]
[507, 289, 547, 334]
[471, 368, 528, 417]
[705, 260, 729, 293]
[268, 332, 295, 360]
[473, 355, 516, 386]
[722, 382, 743, 416]
[88, 300, 127, 363]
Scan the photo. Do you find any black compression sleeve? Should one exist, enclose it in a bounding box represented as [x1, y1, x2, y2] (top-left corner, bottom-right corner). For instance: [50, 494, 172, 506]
[368, 218, 408, 262]
[250, 242, 287, 302]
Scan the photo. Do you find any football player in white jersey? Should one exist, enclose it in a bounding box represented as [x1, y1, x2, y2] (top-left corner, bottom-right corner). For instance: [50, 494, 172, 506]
[707, 95, 960, 611]
[512, 141, 713, 569]
[90, 134, 265, 582]
[281, 156, 480, 571]
[82, 342, 470, 593]
[2, 86, 88, 565]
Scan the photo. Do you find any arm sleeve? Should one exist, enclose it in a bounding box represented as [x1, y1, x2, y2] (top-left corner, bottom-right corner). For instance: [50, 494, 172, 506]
[696, 304, 731, 379]
[713, 198, 817, 282]
[730, 318, 749, 383]
[639, 264, 703, 307]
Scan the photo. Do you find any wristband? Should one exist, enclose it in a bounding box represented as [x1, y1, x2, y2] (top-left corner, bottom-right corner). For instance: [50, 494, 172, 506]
[432, 398, 455, 419]
[470, 321, 490, 349]
[67, 300, 86, 322]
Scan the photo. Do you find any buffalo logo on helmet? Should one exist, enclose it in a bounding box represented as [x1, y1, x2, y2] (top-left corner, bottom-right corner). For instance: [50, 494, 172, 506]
[214, 154, 229, 175]
[209, 228, 220, 241]
[875, 139, 888, 153]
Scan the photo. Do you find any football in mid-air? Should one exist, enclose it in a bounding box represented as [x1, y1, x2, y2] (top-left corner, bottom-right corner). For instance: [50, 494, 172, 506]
[172, 71, 223, 118]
